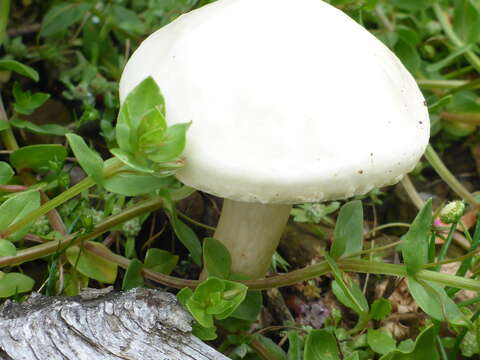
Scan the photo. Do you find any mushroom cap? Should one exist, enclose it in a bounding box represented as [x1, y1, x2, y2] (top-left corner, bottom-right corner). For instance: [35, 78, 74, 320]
[120, 0, 429, 204]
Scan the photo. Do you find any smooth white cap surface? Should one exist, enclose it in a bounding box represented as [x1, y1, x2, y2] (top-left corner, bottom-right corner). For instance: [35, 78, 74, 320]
[120, 0, 430, 204]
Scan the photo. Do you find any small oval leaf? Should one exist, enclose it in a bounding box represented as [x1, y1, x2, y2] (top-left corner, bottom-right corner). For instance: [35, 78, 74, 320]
[66, 242, 118, 284]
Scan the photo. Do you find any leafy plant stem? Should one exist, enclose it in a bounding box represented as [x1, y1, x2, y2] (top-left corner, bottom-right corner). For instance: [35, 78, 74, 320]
[343, 240, 401, 259]
[446, 214, 480, 296]
[242, 259, 480, 292]
[83, 236, 197, 289]
[458, 295, 480, 307]
[416, 79, 469, 90]
[0, 96, 69, 237]
[177, 210, 216, 231]
[365, 222, 410, 236]
[441, 112, 480, 125]
[424, 144, 479, 207]
[0, 95, 19, 151]
[0, 0, 10, 47]
[0, 195, 166, 265]
[434, 221, 458, 271]
[0, 159, 123, 238]
[401, 175, 424, 210]
[432, 3, 480, 73]
[349, 312, 370, 335]
[248, 336, 278, 360]
[436, 335, 448, 360]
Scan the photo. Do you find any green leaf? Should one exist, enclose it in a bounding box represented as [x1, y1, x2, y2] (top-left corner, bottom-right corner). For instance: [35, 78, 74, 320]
[0, 272, 35, 298]
[116, 77, 165, 154]
[401, 199, 432, 276]
[162, 195, 202, 265]
[144, 248, 178, 275]
[287, 330, 302, 360]
[12, 82, 50, 115]
[10, 144, 67, 172]
[327, 254, 368, 314]
[0, 162, 14, 185]
[425, 45, 473, 72]
[330, 200, 363, 259]
[40, 3, 93, 37]
[66, 133, 104, 184]
[394, 39, 421, 74]
[186, 277, 247, 328]
[137, 108, 167, 150]
[0, 60, 39, 81]
[0, 239, 16, 257]
[172, 218, 202, 266]
[368, 329, 396, 355]
[177, 287, 193, 307]
[147, 123, 190, 163]
[122, 258, 144, 290]
[407, 277, 466, 326]
[453, 0, 480, 44]
[253, 334, 287, 360]
[103, 158, 175, 196]
[66, 242, 118, 284]
[447, 91, 480, 113]
[0, 190, 40, 241]
[110, 148, 154, 174]
[104, 170, 174, 196]
[192, 323, 217, 341]
[370, 298, 392, 321]
[230, 290, 262, 322]
[379, 326, 438, 360]
[10, 118, 69, 136]
[331, 279, 369, 315]
[390, 0, 434, 11]
[0, 120, 9, 131]
[203, 237, 231, 279]
[344, 353, 360, 360]
[304, 330, 340, 360]
[111, 5, 147, 36]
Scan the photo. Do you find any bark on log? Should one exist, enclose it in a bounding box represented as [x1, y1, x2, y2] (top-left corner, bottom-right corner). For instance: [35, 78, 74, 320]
[0, 287, 230, 360]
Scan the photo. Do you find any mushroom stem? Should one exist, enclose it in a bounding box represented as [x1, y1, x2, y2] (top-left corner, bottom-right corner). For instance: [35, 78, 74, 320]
[213, 199, 292, 279]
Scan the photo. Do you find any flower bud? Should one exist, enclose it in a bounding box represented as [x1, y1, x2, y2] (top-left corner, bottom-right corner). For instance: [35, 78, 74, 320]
[439, 201, 465, 224]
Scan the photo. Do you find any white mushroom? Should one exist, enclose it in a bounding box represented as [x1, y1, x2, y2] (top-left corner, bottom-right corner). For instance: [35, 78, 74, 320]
[120, 0, 430, 279]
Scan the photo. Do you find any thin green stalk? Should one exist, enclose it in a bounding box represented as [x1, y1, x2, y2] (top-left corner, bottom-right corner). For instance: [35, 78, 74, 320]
[0, 159, 123, 238]
[84, 241, 198, 289]
[401, 175, 424, 210]
[416, 79, 468, 90]
[0, 96, 18, 151]
[0, 195, 167, 267]
[458, 295, 480, 307]
[456, 218, 480, 276]
[178, 210, 216, 231]
[434, 221, 458, 271]
[433, 3, 480, 73]
[428, 232, 436, 263]
[0, 176, 96, 238]
[365, 222, 410, 237]
[445, 65, 474, 79]
[436, 336, 449, 360]
[343, 241, 401, 259]
[446, 214, 480, 297]
[0, 0, 10, 48]
[424, 144, 479, 207]
[241, 259, 480, 292]
[441, 112, 480, 125]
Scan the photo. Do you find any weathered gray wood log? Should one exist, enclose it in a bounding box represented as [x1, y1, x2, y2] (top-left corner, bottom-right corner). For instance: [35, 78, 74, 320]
[0, 288, 230, 360]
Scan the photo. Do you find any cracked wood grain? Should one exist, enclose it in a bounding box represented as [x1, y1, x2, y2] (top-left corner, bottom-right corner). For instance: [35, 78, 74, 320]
[0, 288, 230, 360]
